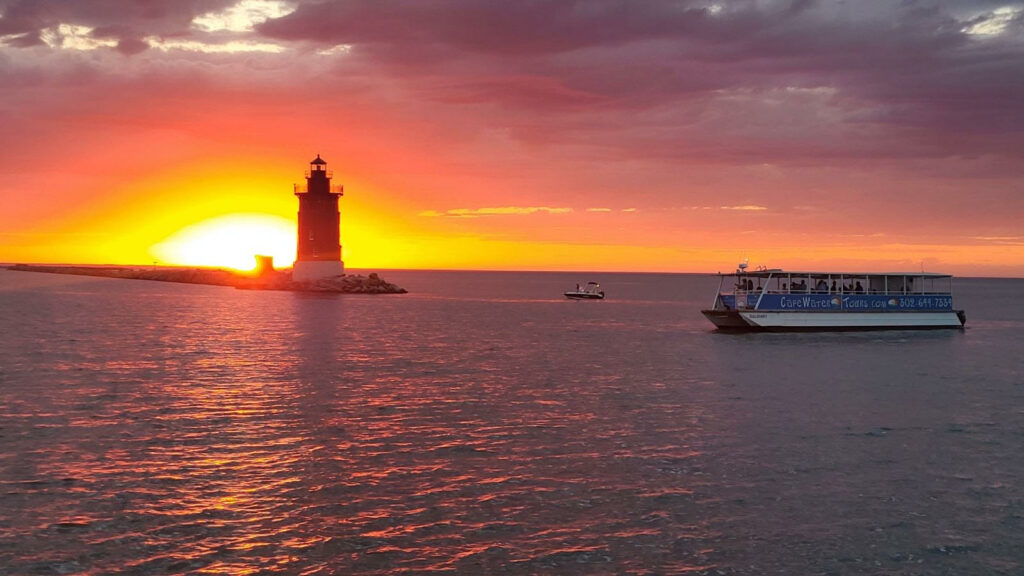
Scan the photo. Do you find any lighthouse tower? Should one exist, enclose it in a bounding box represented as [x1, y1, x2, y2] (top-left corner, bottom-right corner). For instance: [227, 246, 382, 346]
[292, 155, 345, 281]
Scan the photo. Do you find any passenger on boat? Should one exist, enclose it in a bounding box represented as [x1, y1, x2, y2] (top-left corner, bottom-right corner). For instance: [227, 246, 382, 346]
[855, 281, 864, 293]
[830, 280, 837, 293]
[815, 279, 828, 292]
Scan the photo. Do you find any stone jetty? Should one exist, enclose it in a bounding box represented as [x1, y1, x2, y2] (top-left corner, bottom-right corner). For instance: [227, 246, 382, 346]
[236, 270, 406, 294]
[5, 264, 406, 294]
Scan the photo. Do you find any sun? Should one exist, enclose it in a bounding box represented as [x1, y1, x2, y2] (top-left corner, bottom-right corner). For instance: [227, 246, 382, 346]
[151, 213, 296, 271]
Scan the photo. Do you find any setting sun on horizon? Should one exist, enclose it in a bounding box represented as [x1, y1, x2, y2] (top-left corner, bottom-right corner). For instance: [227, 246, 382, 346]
[151, 213, 296, 271]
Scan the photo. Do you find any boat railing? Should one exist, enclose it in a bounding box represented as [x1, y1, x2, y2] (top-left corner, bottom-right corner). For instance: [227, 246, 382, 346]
[754, 272, 772, 309]
[747, 288, 953, 296]
[294, 183, 345, 194]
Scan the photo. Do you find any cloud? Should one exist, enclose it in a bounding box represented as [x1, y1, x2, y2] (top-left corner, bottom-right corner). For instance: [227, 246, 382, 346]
[419, 206, 573, 218]
[256, 1, 710, 54]
[0, 0, 223, 41]
[971, 236, 1024, 245]
[720, 205, 768, 211]
[674, 205, 768, 211]
[192, 0, 295, 33]
[0, 0, 295, 55]
[961, 6, 1023, 36]
[115, 37, 149, 56]
[240, 1, 1024, 166]
[39, 24, 117, 50]
[5, 0, 1023, 163]
[145, 37, 287, 53]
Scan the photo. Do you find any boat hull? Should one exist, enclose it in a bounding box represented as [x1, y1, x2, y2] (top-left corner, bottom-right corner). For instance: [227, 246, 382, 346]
[701, 310, 749, 329]
[703, 309, 966, 331]
[565, 293, 604, 300]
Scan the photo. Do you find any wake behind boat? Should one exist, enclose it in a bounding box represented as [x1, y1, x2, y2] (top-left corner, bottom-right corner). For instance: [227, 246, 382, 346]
[565, 282, 605, 300]
[702, 264, 966, 331]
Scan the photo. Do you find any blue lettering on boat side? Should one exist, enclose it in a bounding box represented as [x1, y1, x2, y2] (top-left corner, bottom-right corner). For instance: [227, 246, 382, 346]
[751, 294, 953, 311]
[778, 296, 834, 309]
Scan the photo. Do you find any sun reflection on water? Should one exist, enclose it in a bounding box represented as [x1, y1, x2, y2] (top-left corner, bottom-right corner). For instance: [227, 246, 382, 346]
[1, 275, 719, 575]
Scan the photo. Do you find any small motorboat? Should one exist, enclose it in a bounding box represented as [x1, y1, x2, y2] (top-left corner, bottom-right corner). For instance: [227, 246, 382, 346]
[565, 281, 605, 300]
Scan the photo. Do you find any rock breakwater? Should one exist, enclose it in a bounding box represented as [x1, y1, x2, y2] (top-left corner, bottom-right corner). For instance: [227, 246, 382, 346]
[237, 271, 406, 294]
[5, 265, 406, 294]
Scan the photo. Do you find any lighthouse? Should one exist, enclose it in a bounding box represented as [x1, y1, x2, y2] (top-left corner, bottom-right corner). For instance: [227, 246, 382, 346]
[292, 155, 345, 281]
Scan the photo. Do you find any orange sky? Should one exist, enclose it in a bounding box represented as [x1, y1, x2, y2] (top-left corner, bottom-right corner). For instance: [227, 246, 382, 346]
[1, 1, 1023, 276]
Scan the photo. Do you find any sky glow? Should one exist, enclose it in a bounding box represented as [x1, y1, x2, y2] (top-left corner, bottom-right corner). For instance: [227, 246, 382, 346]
[151, 214, 296, 271]
[1, 0, 1022, 275]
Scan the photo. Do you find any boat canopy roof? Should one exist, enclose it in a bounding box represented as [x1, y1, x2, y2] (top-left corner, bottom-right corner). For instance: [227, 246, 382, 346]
[717, 269, 953, 279]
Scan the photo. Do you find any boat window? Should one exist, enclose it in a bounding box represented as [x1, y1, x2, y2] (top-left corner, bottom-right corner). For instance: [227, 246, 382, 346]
[811, 275, 830, 293]
[839, 276, 866, 294]
[790, 275, 810, 293]
[906, 276, 918, 294]
[868, 275, 886, 294]
[734, 275, 756, 292]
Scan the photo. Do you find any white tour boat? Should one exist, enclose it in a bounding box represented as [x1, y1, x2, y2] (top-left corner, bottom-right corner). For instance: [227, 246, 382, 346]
[702, 264, 966, 331]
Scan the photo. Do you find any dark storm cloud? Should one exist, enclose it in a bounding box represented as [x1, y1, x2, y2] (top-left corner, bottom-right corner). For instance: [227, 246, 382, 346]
[2, 0, 1021, 165]
[256, 0, 717, 55]
[256, 0, 1024, 163]
[260, 2, 1005, 83]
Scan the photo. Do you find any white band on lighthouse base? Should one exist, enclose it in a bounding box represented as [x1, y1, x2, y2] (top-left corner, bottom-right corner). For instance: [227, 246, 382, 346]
[292, 260, 344, 282]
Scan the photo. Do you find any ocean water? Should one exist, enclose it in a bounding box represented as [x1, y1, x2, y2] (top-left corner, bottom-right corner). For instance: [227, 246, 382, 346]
[1, 269, 1022, 575]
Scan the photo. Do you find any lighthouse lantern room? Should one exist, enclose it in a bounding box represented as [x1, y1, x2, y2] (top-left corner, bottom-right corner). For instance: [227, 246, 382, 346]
[292, 155, 345, 281]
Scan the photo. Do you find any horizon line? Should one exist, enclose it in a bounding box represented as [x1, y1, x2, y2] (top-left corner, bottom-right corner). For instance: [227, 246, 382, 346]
[3, 262, 1022, 280]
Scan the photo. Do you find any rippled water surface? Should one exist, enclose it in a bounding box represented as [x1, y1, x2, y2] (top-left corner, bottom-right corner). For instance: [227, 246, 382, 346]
[1, 269, 1022, 575]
